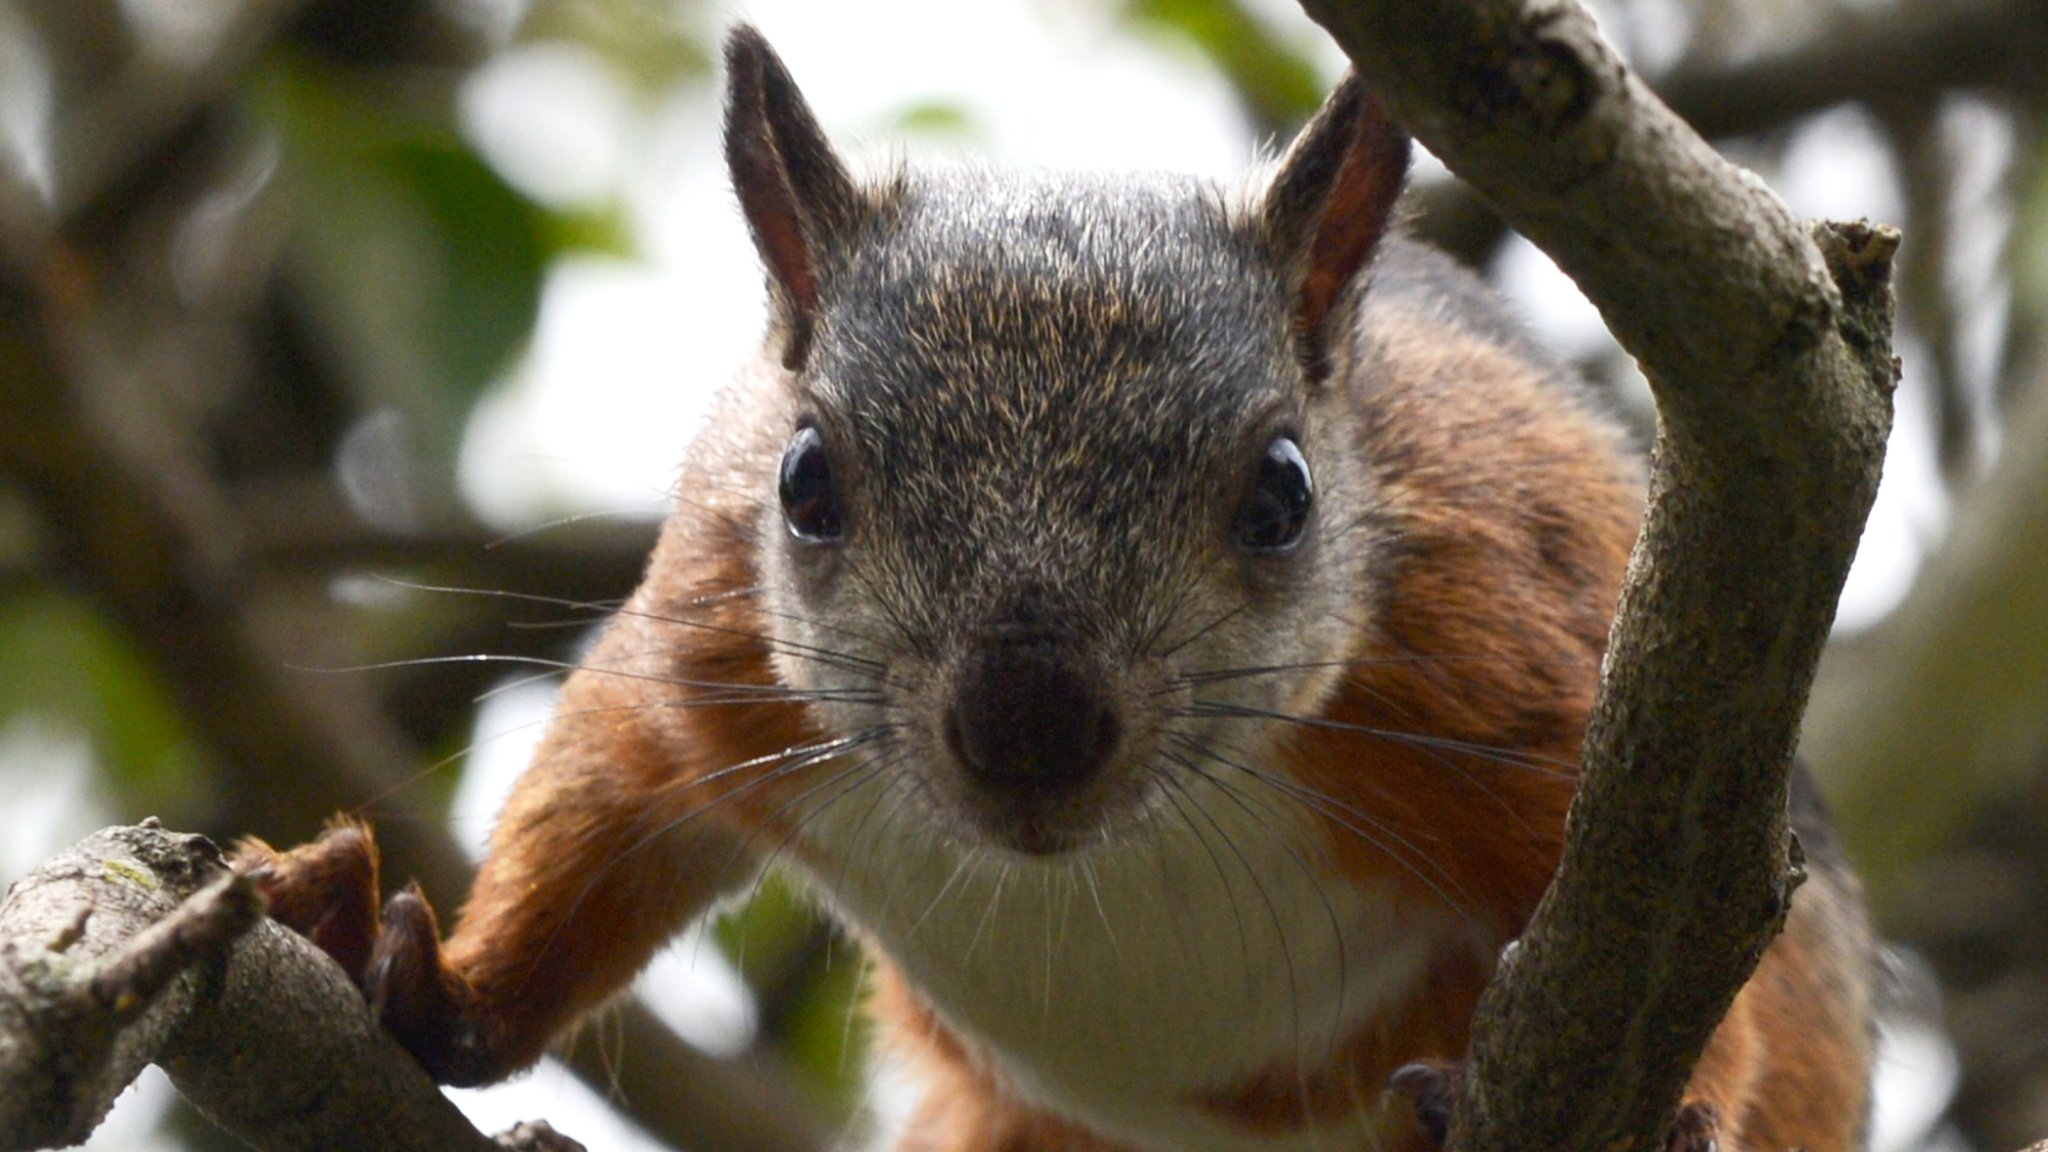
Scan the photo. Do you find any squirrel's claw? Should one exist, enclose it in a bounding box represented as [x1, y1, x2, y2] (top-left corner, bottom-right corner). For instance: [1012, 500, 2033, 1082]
[233, 819, 494, 1085]
[367, 884, 494, 1086]
[1385, 1062, 1724, 1152]
[1387, 1060, 1461, 1149]
[1667, 1102, 1722, 1152]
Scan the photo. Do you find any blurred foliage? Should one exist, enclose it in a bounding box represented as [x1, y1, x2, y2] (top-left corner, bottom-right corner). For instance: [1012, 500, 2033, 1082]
[0, 591, 207, 819]
[2017, 125, 2048, 341]
[519, 0, 714, 96]
[886, 98, 981, 141]
[1117, 0, 1325, 134]
[256, 55, 631, 473]
[714, 873, 870, 1118]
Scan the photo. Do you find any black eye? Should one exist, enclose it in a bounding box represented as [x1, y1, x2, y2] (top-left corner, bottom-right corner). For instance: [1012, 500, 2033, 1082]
[1233, 436, 1313, 553]
[779, 425, 844, 542]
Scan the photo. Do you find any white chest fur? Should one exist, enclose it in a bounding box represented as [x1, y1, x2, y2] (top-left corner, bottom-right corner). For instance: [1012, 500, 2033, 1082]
[796, 770, 1467, 1152]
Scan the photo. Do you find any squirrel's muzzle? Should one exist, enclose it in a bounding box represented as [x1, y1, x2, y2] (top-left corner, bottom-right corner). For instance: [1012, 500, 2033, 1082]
[943, 631, 1122, 849]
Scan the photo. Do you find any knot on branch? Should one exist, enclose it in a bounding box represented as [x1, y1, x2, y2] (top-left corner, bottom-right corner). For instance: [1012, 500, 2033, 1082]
[1811, 219, 1904, 378]
[1461, 6, 1606, 138]
[1814, 219, 1900, 293]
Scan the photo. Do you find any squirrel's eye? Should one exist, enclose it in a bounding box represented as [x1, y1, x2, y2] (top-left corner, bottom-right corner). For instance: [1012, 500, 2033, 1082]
[779, 425, 844, 542]
[1232, 435, 1313, 553]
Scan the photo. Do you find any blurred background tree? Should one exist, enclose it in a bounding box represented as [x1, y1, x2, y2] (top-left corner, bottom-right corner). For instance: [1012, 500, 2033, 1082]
[0, 0, 2042, 1149]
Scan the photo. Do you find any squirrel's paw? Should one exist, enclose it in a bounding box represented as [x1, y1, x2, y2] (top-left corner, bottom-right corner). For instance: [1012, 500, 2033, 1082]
[232, 817, 382, 979]
[1387, 1060, 1461, 1149]
[1385, 1061, 1725, 1152]
[1667, 1101, 1722, 1152]
[368, 883, 499, 1084]
[231, 819, 499, 1086]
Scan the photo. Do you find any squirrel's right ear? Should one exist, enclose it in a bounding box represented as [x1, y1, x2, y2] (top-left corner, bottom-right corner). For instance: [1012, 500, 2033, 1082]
[1261, 75, 1409, 382]
[724, 26, 861, 369]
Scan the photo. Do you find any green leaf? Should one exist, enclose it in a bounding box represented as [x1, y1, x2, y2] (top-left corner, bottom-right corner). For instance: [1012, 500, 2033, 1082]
[779, 941, 870, 1117]
[518, 0, 713, 97]
[889, 99, 979, 141]
[1121, 0, 1327, 136]
[0, 591, 209, 815]
[252, 57, 632, 475]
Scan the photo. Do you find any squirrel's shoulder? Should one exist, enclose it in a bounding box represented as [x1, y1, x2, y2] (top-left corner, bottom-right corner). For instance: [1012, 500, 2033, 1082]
[1361, 237, 1623, 431]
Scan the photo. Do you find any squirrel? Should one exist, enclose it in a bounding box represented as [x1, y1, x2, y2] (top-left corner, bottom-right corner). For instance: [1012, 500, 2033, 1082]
[235, 25, 1875, 1152]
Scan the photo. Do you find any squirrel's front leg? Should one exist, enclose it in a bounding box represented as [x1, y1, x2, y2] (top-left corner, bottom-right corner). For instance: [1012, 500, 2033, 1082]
[237, 611, 769, 1084]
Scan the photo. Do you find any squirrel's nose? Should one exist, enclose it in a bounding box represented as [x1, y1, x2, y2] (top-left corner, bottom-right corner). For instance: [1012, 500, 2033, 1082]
[944, 640, 1121, 804]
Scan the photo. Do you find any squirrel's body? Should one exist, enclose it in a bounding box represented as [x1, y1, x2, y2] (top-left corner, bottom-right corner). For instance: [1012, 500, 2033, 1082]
[241, 30, 1874, 1152]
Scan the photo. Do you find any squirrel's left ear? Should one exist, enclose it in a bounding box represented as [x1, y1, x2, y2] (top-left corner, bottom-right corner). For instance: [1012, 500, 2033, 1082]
[724, 26, 861, 369]
[1262, 75, 1409, 381]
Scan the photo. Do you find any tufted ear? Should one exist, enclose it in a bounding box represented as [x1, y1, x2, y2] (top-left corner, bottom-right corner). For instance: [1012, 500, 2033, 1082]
[724, 26, 862, 369]
[1261, 74, 1410, 381]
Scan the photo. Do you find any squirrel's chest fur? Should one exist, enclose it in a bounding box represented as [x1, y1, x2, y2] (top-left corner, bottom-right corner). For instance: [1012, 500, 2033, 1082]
[795, 758, 1477, 1152]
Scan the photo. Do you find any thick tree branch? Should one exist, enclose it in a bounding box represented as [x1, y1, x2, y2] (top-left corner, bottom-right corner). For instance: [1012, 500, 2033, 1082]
[0, 822, 529, 1152]
[1294, 3, 1896, 1152]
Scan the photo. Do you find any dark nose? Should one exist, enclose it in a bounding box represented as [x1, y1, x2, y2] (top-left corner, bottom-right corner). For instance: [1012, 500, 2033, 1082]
[944, 638, 1121, 802]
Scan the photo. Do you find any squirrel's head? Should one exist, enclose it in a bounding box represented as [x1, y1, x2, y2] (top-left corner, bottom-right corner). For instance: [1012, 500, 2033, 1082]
[723, 27, 1409, 858]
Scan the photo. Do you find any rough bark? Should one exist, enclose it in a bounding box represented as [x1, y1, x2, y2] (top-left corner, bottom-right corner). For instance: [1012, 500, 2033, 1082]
[1292, 3, 1897, 1152]
[0, 822, 542, 1152]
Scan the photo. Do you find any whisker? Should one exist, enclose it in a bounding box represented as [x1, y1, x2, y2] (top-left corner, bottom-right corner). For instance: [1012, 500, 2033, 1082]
[1165, 648, 1598, 691]
[908, 851, 979, 942]
[824, 757, 922, 901]
[480, 506, 663, 549]
[1176, 696, 1561, 842]
[1167, 731, 1479, 925]
[1077, 855, 1120, 962]
[838, 554, 929, 661]
[1175, 756, 1353, 1058]
[1154, 597, 1254, 662]
[366, 575, 894, 679]
[1153, 773, 1258, 1004]
[1175, 700, 1576, 777]
[965, 856, 1015, 965]
[510, 727, 890, 998]
[738, 748, 899, 893]
[1161, 773, 1305, 1086]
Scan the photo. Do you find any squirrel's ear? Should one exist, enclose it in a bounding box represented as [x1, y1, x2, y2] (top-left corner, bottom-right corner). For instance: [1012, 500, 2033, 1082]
[724, 26, 860, 369]
[1262, 74, 1409, 380]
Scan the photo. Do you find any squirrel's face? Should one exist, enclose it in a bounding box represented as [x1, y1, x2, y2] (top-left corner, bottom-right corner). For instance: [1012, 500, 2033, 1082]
[756, 174, 1380, 857]
[721, 32, 1408, 860]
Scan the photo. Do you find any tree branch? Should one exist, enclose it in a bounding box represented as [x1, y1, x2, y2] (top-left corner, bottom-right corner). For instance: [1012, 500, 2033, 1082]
[1294, 3, 1896, 1151]
[0, 822, 544, 1152]
[1657, 0, 2048, 142]
[37, 0, 312, 224]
